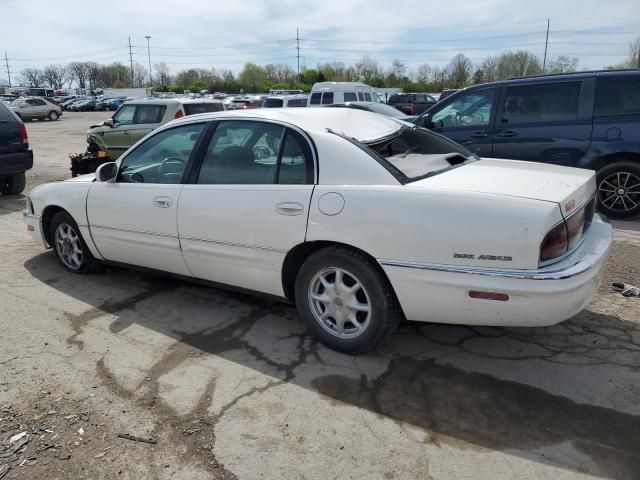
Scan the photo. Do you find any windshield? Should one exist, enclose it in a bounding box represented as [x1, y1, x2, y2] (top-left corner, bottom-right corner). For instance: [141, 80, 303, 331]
[362, 126, 476, 182]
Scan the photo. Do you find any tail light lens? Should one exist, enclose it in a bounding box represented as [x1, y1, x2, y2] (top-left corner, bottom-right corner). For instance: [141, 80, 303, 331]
[174, 109, 184, 119]
[539, 199, 593, 264]
[409, 104, 416, 115]
[19, 123, 28, 147]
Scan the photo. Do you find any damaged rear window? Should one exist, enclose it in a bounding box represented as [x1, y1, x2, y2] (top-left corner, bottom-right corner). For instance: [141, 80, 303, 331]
[331, 126, 477, 183]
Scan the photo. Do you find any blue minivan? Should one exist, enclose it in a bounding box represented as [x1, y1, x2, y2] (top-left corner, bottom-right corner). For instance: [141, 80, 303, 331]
[415, 70, 640, 219]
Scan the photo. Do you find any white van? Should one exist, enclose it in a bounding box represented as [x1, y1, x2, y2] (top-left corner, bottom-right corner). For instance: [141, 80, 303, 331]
[262, 94, 309, 108]
[307, 82, 374, 107]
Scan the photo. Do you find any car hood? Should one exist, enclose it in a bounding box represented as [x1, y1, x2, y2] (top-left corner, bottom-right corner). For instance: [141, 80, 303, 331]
[411, 158, 595, 217]
[65, 173, 96, 183]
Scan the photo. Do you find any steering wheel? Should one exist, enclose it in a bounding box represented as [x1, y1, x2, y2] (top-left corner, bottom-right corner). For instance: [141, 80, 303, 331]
[158, 157, 186, 178]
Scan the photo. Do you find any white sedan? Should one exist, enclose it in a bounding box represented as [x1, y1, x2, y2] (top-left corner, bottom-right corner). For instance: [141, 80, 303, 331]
[24, 109, 612, 353]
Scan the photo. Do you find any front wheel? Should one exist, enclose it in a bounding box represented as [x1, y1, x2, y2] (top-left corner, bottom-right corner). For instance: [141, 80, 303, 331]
[294, 247, 401, 354]
[596, 161, 640, 219]
[50, 211, 103, 274]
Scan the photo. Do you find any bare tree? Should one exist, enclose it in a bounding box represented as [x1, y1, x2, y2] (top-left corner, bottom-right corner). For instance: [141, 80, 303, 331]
[132, 62, 147, 87]
[153, 62, 171, 89]
[415, 62, 431, 85]
[448, 53, 472, 87]
[42, 65, 67, 89]
[68, 62, 89, 89]
[20, 68, 44, 87]
[546, 55, 578, 74]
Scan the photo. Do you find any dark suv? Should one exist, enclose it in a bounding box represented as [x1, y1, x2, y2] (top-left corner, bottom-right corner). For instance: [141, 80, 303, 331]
[387, 93, 437, 115]
[0, 101, 32, 195]
[414, 70, 640, 219]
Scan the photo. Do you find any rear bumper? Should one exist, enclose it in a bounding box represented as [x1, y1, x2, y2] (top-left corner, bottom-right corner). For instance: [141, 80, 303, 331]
[0, 150, 33, 175]
[380, 215, 613, 327]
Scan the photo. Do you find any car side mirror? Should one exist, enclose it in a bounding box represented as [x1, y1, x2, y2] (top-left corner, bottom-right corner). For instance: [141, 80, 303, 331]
[96, 162, 118, 182]
[104, 118, 115, 128]
[418, 114, 433, 128]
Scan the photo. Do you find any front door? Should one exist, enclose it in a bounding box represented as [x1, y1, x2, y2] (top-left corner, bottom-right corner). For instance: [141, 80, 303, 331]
[178, 120, 315, 296]
[427, 87, 496, 157]
[102, 104, 165, 158]
[87, 122, 206, 275]
[492, 80, 591, 166]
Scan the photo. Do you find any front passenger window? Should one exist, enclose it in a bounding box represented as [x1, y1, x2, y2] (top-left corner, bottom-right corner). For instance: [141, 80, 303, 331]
[113, 105, 136, 125]
[118, 123, 204, 184]
[432, 90, 494, 128]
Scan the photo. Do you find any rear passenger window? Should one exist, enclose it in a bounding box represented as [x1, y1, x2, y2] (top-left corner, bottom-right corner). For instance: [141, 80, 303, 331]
[288, 99, 307, 107]
[321, 92, 334, 104]
[135, 105, 165, 124]
[501, 81, 581, 124]
[277, 130, 313, 184]
[344, 92, 357, 102]
[364, 93, 372, 101]
[183, 103, 223, 115]
[594, 76, 640, 117]
[310, 93, 321, 105]
[357, 92, 364, 101]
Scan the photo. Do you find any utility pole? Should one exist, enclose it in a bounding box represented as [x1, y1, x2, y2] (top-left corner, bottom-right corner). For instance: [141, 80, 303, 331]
[296, 28, 301, 82]
[128, 37, 134, 87]
[145, 35, 152, 88]
[636, 44, 640, 69]
[542, 18, 550, 73]
[4, 52, 11, 87]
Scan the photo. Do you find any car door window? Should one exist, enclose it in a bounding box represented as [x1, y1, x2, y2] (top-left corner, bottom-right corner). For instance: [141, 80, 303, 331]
[310, 93, 321, 105]
[113, 105, 136, 125]
[197, 121, 284, 184]
[118, 123, 204, 184]
[321, 92, 334, 105]
[501, 81, 581, 124]
[344, 92, 357, 102]
[432, 90, 495, 128]
[594, 76, 640, 117]
[134, 105, 165, 124]
[277, 130, 314, 185]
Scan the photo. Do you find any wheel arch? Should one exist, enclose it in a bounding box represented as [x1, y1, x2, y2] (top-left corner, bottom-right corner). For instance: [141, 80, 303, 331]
[589, 151, 640, 171]
[41, 205, 68, 246]
[281, 240, 404, 316]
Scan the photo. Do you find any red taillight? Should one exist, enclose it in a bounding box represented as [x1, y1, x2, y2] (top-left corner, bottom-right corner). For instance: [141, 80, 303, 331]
[409, 104, 416, 115]
[469, 291, 509, 301]
[566, 207, 586, 250]
[540, 222, 568, 263]
[174, 109, 184, 119]
[19, 123, 28, 147]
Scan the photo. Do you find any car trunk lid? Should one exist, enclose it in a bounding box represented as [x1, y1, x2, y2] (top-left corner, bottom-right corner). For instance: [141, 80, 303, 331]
[411, 158, 596, 217]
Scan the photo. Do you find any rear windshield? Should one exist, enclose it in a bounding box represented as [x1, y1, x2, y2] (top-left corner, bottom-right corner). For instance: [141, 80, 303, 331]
[343, 126, 475, 183]
[262, 98, 284, 108]
[184, 103, 223, 115]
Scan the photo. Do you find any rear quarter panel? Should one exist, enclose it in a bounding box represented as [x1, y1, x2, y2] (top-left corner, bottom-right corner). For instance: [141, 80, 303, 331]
[306, 185, 562, 270]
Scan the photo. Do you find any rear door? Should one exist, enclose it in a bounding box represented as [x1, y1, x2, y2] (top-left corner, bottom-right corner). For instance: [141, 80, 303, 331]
[492, 80, 591, 166]
[178, 119, 315, 296]
[427, 87, 497, 157]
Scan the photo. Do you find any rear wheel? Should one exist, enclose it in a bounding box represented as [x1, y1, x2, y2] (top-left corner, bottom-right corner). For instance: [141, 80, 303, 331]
[596, 161, 640, 219]
[295, 246, 401, 354]
[50, 211, 102, 274]
[48, 111, 59, 121]
[0, 172, 26, 195]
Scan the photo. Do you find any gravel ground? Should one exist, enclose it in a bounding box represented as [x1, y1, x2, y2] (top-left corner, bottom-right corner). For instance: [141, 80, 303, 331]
[0, 112, 639, 480]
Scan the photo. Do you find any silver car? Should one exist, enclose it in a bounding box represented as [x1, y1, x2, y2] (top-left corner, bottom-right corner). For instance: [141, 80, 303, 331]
[9, 97, 62, 121]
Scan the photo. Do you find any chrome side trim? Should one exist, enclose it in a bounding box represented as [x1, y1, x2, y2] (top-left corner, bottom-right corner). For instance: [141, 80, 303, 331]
[91, 224, 178, 238]
[180, 236, 287, 254]
[378, 259, 592, 280]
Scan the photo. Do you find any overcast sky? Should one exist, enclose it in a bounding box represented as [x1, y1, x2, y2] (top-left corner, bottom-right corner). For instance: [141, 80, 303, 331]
[2, 0, 639, 80]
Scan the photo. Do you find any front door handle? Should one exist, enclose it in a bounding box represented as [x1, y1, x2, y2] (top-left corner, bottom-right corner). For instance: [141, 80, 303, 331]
[276, 202, 304, 216]
[497, 130, 517, 138]
[152, 196, 173, 208]
[470, 131, 489, 138]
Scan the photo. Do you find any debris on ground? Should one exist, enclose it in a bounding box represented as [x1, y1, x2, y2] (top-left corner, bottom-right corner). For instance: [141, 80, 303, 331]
[611, 282, 640, 297]
[117, 433, 157, 444]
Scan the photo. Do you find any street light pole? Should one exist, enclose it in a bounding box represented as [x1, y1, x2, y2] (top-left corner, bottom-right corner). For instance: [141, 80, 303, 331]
[145, 35, 152, 88]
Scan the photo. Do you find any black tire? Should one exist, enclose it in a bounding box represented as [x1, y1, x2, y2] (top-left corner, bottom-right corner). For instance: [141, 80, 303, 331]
[48, 111, 59, 121]
[49, 211, 103, 274]
[294, 246, 401, 354]
[596, 161, 640, 219]
[0, 172, 26, 195]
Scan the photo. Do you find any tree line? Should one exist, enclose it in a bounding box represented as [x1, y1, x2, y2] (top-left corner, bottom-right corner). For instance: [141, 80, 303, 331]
[6, 37, 639, 94]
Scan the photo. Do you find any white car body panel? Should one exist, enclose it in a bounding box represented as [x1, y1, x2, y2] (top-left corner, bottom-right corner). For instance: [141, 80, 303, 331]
[178, 184, 314, 296]
[25, 108, 613, 329]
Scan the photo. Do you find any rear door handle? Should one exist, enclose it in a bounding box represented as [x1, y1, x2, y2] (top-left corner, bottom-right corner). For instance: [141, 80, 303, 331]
[469, 131, 489, 138]
[497, 130, 517, 138]
[276, 202, 304, 216]
[152, 196, 173, 208]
